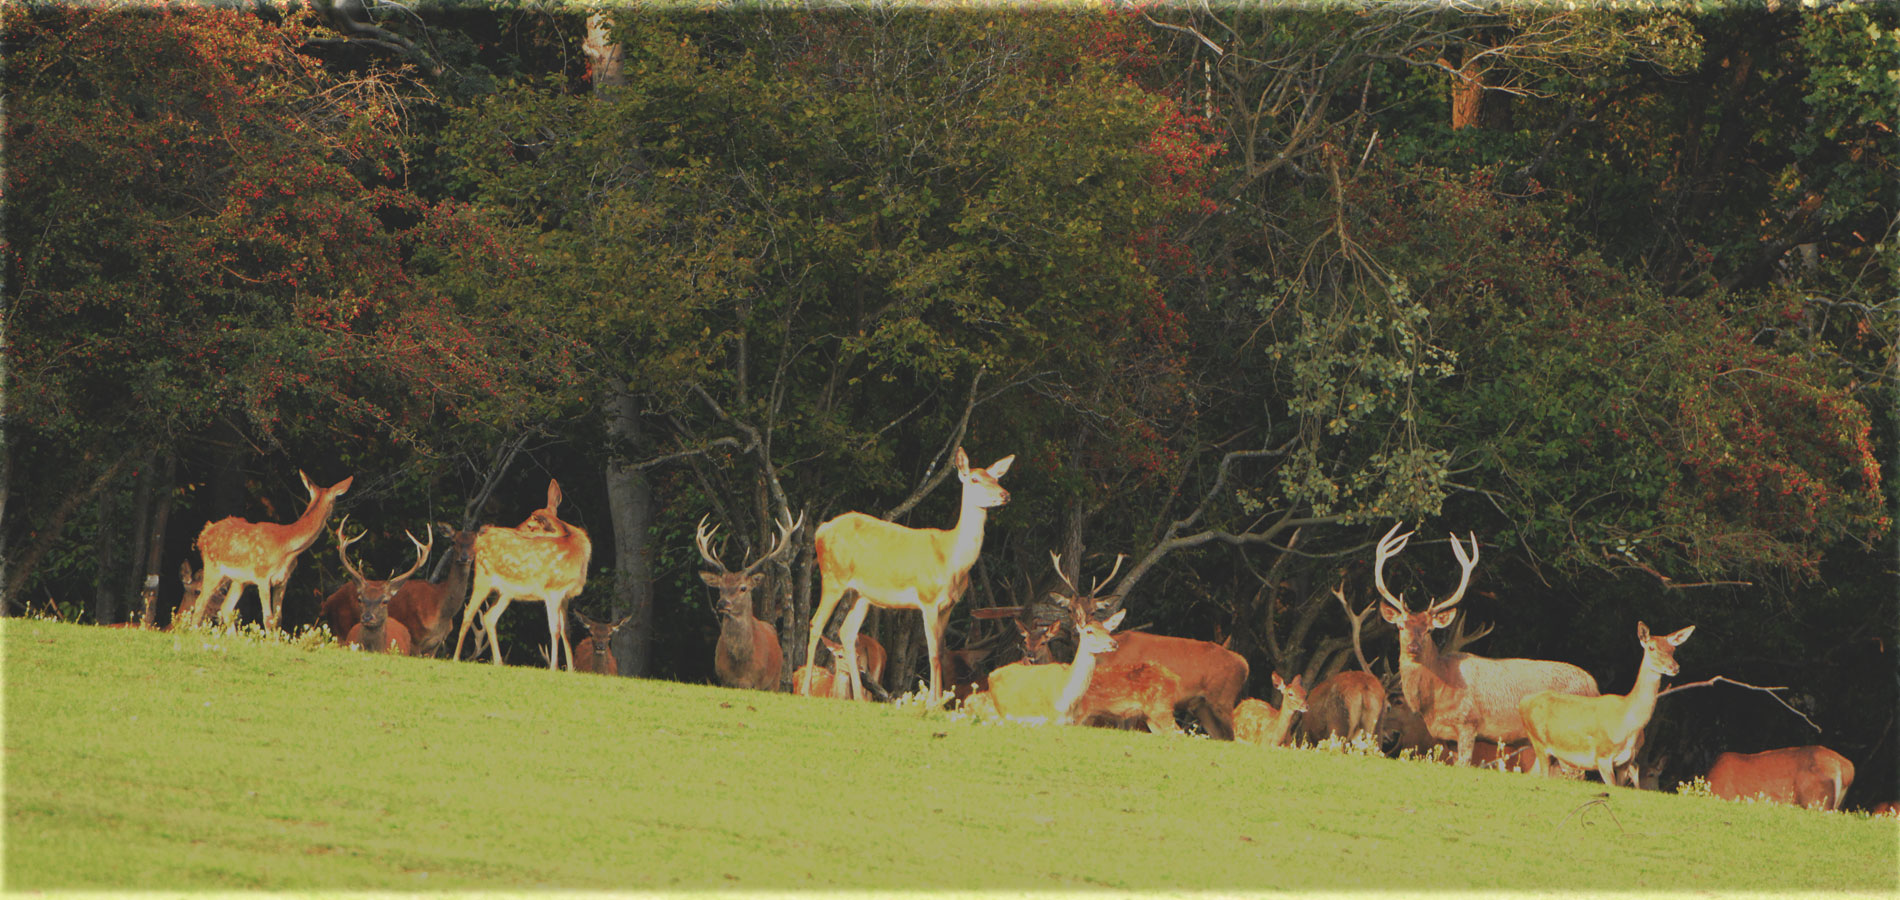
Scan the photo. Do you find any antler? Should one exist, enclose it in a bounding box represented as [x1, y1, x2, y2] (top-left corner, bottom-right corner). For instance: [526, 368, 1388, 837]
[1048, 551, 1082, 599]
[1430, 531, 1480, 614]
[334, 516, 369, 585]
[1373, 521, 1413, 613]
[389, 527, 434, 587]
[1330, 581, 1379, 674]
[694, 515, 730, 575]
[741, 510, 805, 578]
[1090, 553, 1127, 596]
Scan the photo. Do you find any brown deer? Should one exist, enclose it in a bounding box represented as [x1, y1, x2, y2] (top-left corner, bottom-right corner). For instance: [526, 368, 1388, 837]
[453, 480, 592, 670]
[1706, 746, 1855, 811]
[1075, 662, 1187, 735]
[1373, 522, 1599, 767]
[1521, 621, 1693, 786]
[793, 634, 887, 699]
[572, 611, 632, 675]
[808, 447, 1015, 703]
[321, 523, 477, 657]
[182, 471, 352, 631]
[700, 512, 800, 692]
[334, 518, 430, 655]
[1054, 553, 1251, 740]
[1297, 585, 1389, 746]
[1233, 673, 1309, 747]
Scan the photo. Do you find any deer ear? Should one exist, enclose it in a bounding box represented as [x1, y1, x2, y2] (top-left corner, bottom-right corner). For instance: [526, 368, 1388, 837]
[1378, 602, 1404, 625]
[300, 470, 316, 493]
[330, 475, 353, 494]
[953, 447, 970, 473]
[698, 572, 722, 588]
[746, 572, 767, 590]
[546, 480, 563, 511]
[986, 454, 1015, 479]
[1428, 608, 1457, 630]
[1666, 625, 1694, 645]
[1102, 609, 1126, 631]
[1637, 621, 1651, 641]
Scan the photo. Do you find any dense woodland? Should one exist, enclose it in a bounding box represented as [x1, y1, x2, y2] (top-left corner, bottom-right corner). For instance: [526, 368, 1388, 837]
[5, 2, 1895, 805]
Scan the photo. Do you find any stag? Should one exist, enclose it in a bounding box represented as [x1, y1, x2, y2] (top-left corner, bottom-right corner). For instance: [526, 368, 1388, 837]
[1373, 522, 1598, 767]
[699, 512, 800, 692]
[572, 611, 632, 675]
[334, 518, 431, 655]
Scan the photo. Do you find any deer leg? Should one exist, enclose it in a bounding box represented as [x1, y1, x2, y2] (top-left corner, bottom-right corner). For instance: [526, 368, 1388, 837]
[839, 592, 873, 701]
[1455, 728, 1477, 767]
[216, 580, 253, 627]
[480, 596, 514, 666]
[454, 585, 492, 661]
[922, 600, 951, 707]
[184, 573, 225, 629]
[544, 599, 571, 672]
[805, 585, 849, 697]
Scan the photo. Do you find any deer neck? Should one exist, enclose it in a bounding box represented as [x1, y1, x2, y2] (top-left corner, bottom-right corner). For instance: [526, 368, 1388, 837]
[1264, 704, 1298, 746]
[1614, 659, 1667, 741]
[285, 492, 341, 555]
[1054, 648, 1102, 723]
[947, 493, 992, 571]
[719, 613, 755, 664]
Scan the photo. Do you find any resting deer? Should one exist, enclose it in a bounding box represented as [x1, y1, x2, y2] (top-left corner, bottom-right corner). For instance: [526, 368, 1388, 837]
[1520, 621, 1693, 786]
[1706, 745, 1855, 811]
[334, 518, 430, 655]
[1075, 661, 1187, 735]
[1374, 522, 1599, 767]
[572, 611, 632, 675]
[1054, 553, 1251, 740]
[1234, 673, 1309, 747]
[981, 600, 1125, 725]
[323, 524, 479, 657]
[453, 480, 592, 670]
[700, 512, 800, 692]
[793, 635, 887, 700]
[182, 471, 352, 631]
[808, 447, 1014, 704]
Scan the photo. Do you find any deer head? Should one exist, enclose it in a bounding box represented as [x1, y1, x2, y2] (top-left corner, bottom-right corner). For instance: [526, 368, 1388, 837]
[1372, 522, 1479, 661]
[334, 516, 433, 625]
[697, 511, 804, 621]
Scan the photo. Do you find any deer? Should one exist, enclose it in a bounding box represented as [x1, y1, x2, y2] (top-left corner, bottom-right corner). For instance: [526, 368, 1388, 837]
[1519, 621, 1694, 787]
[980, 598, 1125, 726]
[1074, 661, 1188, 735]
[1373, 522, 1599, 767]
[1052, 552, 1251, 740]
[1298, 584, 1389, 746]
[807, 447, 1014, 704]
[1234, 673, 1309, 747]
[452, 479, 592, 670]
[325, 523, 478, 656]
[180, 471, 352, 632]
[793, 634, 888, 699]
[333, 518, 430, 655]
[699, 512, 800, 692]
[1706, 745, 1855, 811]
[572, 611, 632, 675]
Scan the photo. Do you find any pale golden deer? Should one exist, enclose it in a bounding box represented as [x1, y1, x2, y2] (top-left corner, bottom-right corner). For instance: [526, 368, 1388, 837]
[1706, 745, 1855, 811]
[182, 471, 352, 631]
[333, 517, 432, 655]
[1374, 522, 1599, 766]
[980, 603, 1124, 725]
[1233, 673, 1309, 747]
[1520, 621, 1694, 786]
[700, 512, 800, 692]
[453, 480, 592, 670]
[808, 447, 1014, 703]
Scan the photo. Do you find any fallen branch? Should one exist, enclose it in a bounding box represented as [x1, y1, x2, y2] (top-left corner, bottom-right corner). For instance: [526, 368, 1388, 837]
[1659, 676, 1821, 733]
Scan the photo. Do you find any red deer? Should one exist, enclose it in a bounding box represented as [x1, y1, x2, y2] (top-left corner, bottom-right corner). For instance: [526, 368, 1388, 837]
[181, 471, 352, 631]
[980, 600, 1124, 725]
[1521, 621, 1694, 786]
[569, 611, 632, 675]
[1706, 746, 1855, 811]
[808, 447, 1014, 703]
[321, 524, 478, 657]
[1053, 553, 1251, 740]
[1374, 522, 1599, 766]
[1075, 662, 1187, 735]
[333, 518, 430, 655]
[453, 480, 591, 670]
[700, 512, 799, 692]
[1298, 584, 1388, 745]
[1234, 673, 1309, 747]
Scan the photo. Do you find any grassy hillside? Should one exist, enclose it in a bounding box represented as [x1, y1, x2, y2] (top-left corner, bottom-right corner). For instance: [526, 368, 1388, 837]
[5, 618, 1895, 894]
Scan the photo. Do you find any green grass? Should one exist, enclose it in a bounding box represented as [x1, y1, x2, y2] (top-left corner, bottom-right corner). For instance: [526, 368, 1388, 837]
[5, 619, 1896, 894]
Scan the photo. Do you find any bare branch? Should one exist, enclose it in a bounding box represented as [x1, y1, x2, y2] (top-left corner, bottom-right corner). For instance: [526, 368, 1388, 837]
[882, 368, 985, 521]
[1658, 676, 1821, 733]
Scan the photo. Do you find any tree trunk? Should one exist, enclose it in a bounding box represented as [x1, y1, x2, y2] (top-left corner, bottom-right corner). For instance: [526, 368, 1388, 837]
[582, 13, 625, 90]
[138, 456, 178, 627]
[91, 476, 123, 625]
[605, 387, 655, 677]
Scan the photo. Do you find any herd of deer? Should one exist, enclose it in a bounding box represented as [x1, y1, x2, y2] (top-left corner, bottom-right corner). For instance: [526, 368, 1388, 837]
[151, 453, 1877, 816]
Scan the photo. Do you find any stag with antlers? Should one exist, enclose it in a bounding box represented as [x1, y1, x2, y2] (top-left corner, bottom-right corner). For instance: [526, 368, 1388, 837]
[333, 517, 432, 655]
[1373, 522, 1598, 767]
[698, 512, 801, 692]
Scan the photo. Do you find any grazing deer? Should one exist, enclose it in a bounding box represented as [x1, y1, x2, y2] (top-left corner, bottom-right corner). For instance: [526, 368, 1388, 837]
[808, 447, 1015, 704]
[173, 561, 218, 628]
[182, 471, 352, 631]
[700, 512, 800, 692]
[1234, 673, 1309, 747]
[982, 602, 1125, 725]
[1706, 745, 1855, 811]
[1520, 621, 1693, 786]
[334, 518, 430, 655]
[453, 480, 592, 670]
[1373, 522, 1599, 767]
[1053, 553, 1251, 740]
[572, 611, 632, 675]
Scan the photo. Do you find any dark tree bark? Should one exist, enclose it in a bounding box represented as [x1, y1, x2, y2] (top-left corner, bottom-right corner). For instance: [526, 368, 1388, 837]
[605, 387, 655, 677]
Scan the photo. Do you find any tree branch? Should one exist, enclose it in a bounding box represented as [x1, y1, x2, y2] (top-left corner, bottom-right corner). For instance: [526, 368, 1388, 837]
[1658, 676, 1821, 733]
[882, 368, 985, 522]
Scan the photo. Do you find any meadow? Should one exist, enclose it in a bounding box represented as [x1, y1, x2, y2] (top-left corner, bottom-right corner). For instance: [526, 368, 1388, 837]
[5, 618, 1895, 895]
